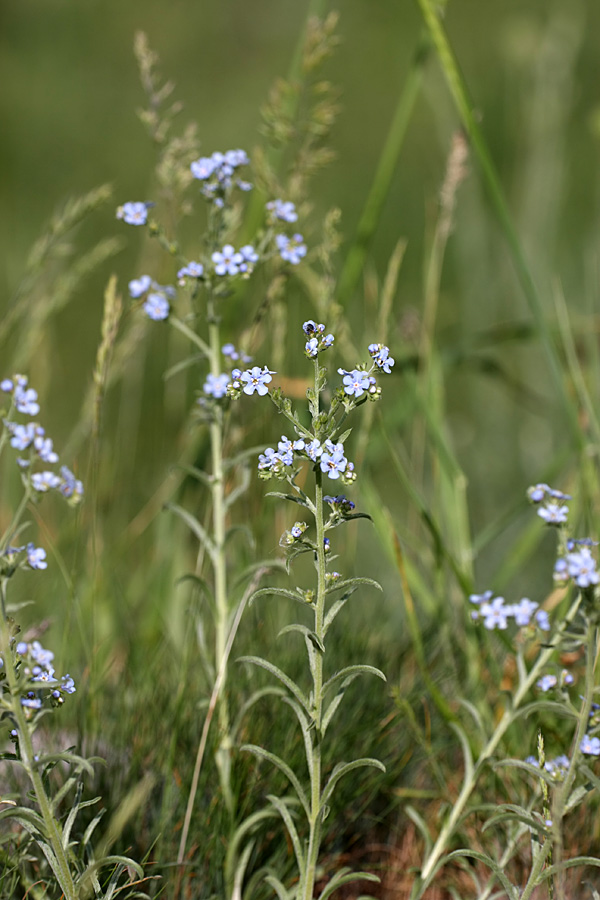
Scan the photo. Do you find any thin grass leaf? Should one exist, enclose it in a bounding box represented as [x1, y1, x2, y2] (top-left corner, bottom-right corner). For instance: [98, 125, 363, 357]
[404, 805, 433, 857]
[164, 502, 216, 560]
[416, 0, 580, 443]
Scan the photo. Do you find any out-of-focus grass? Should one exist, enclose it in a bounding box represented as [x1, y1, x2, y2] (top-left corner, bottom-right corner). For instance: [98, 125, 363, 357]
[4, 1, 600, 896]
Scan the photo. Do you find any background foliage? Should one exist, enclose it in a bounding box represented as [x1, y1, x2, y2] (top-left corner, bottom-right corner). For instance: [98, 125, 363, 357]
[3, 0, 600, 896]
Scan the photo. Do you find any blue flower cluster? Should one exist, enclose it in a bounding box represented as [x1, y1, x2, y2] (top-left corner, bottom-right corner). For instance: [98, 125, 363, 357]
[469, 591, 550, 631]
[276, 233, 307, 265]
[266, 199, 298, 223]
[258, 435, 356, 484]
[527, 483, 572, 525]
[280, 521, 309, 547]
[128, 275, 176, 321]
[200, 345, 254, 402]
[213, 244, 258, 277]
[190, 149, 252, 207]
[1, 377, 83, 506]
[177, 261, 204, 283]
[554, 539, 600, 589]
[303, 321, 334, 357]
[336, 342, 394, 401]
[0, 640, 76, 717]
[536, 669, 574, 692]
[1, 542, 47, 571]
[525, 754, 570, 778]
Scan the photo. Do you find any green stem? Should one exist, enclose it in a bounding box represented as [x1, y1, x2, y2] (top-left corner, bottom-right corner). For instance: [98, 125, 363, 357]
[300, 357, 327, 900]
[206, 296, 234, 816]
[551, 616, 598, 900]
[0, 612, 77, 900]
[411, 593, 582, 899]
[0, 482, 32, 552]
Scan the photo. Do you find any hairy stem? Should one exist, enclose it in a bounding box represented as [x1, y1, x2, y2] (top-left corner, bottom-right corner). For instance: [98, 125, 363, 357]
[0, 611, 77, 900]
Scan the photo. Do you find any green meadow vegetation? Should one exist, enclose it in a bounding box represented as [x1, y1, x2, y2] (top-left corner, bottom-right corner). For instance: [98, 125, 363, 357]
[3, 1, 600, 898]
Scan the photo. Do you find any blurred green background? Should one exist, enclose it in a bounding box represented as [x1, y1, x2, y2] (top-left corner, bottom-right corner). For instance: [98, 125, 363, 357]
[3, 0, 600, 521]
[3, 1, 600, 892]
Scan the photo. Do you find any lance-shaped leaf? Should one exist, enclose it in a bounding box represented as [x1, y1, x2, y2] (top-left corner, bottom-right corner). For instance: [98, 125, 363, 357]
[322, 664, 386, 734]
[265, 873, 292, 900]
[281, 695, 315, 775]
[225, 806, 282, 893]
[442, 849, 519, 899]
[318, 867, 379, 900]
[241, 745, 309, 818]
[237, 655, 311, 714]
[321, 758, 385, 808]
[267, 794, 306, 872]
[173, 462, 213, 488]
[249, 587, 312, 609]
[278, 623, 325, 654]
[266, 491, 314, 512]
[535, 856, 600, 883]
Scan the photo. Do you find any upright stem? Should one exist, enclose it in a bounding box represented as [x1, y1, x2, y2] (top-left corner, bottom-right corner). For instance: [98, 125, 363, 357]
[206, 295, 233, 813]
[0, 613, 77, 900]
[300, 357, 327, 900]
[411, 594, 582, 899]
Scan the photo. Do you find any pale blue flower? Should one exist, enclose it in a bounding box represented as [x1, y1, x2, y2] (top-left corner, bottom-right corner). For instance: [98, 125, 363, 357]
[116, 201, 153, 226]
[319, 441, 348, 480]
[31, 471, 62, 492]
[276, 233, 307, 265]
[581, 734, 600, 756]
[59, 466, 84, 501]
[368, 343, 395, 373]
[342, 369, 371, 398]
[129, 275, 152, 298]
[177, 261, 204, 282]
[266, 199, 298, 222]
[240, 366, 274, 396]
[212, 245, 243, 276]
[143, 293, 170, 320]
[536, 674, 557, 692]
[26, 543, 47, 570]
[204, 373, 230, 399]
[537, 502, 569, 525]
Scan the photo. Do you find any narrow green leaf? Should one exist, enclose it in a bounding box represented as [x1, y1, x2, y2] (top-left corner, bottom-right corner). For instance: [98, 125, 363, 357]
[323, 665, 386, 698]
[443, 849, 519, 899]
[278, 623, 325, 654]
[318, 868, 379, 900]
[241, 745, 309, 817]
[264, 874, 291, 900]
[267, 794, 306, 871]
[249, 587, 310, 608]
[237, 655, 311, 713]
[266, 491, 312, 510]
[321, 758, 385, 807]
